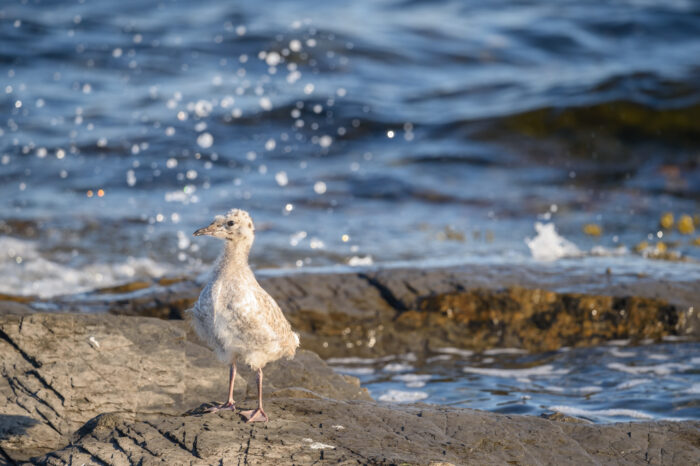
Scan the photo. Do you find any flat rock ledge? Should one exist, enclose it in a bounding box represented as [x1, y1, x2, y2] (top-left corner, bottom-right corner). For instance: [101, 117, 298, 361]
[1, 312, 699, 465]
[0, 312, 367, 463]
[31, 401, 700, 466]
[19, 264, 700, 359]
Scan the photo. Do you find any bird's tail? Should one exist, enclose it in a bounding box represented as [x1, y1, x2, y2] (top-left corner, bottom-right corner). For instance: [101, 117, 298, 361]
[285, 332, 300, 359]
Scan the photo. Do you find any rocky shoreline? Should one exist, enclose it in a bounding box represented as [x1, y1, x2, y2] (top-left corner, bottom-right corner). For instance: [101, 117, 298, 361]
[16, 263, 700, 359]
[1, 264, 699, 464]
[2, 312, 698, 465]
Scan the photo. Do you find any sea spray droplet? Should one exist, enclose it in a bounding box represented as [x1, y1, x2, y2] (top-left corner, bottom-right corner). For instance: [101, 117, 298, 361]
[275, 171, 288, 186]
[259, 97, 272, 111]
[197, 132, 213, 148]
[309, 238, 325, 249]
[525, 222, 581, 261]
[194, 100, 212, 117]
[319, 135, 332, 148]
[289, 231, 307, 246]
[289, 40, 302, 52]
[265, 51, 281, 66]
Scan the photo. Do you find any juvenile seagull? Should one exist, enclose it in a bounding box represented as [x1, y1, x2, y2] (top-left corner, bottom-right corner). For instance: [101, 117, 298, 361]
[190, 209, 299, 422]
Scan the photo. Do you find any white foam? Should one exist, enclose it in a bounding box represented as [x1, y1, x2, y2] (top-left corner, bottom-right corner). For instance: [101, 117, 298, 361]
[662, 335, 690, 342]
[383, 363, 413, 372]
[615, 378, 652, 390]
[463, 364, 569, 377]
[525, 222, 581, 261]
[607, 362, 691, 376]
[435, 347, 474, 358]
[545, 385, 602, 394]
[331, 366, 374, 376]
[576, 385, 603, 394]
[0, 236, 167, 298]
[378, 389, 429, 403]
[590, 245, 628, 257]
[393, 374, 432, 388]
[348, 255, 373, 266]
[606, 339, 631, 346]
[686, 383, 700, 394]
[608, 347, 636, 358]
[548, 405, 653, 420]
[482, 348, 527, 356]
[426, 355, 452, 363]
[691, 357, 700, 365]
[326, 356, 394, 364]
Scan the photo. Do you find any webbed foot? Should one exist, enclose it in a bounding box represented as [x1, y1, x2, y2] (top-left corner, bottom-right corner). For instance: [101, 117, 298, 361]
[240, 408, 268, 423]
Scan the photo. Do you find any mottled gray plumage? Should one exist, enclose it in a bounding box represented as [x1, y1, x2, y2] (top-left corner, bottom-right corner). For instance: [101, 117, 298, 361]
[188, 209, 298, 421]
[190, 209, 299, 369]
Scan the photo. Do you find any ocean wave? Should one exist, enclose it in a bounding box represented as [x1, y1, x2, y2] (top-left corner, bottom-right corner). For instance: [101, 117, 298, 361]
[607, 362, 691, 376]
[378, 389, 429, 403]
[0, 236, 167, 298]
[547, 405, 654, 421]
[463, 364, 569, 378]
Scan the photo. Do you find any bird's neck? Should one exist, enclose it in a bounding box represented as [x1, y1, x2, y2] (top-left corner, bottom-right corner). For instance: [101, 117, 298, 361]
[216, 240, 252, 275]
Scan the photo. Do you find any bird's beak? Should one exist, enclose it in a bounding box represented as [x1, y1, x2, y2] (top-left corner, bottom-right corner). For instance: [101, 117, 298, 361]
[193, 223, 216, 237]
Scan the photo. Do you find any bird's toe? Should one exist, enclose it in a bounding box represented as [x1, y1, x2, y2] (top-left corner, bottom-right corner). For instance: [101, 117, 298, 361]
[240, 408, 268, 423]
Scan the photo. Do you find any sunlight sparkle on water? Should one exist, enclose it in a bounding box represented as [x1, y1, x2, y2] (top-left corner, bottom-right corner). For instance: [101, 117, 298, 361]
[196, 133, 213, 149]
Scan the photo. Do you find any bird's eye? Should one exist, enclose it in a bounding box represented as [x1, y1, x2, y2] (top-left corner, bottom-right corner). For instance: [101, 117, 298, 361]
[227, 221, 235, 227]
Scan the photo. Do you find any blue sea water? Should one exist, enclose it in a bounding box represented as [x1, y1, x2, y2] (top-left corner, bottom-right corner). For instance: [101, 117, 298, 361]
[1, 0, 700, 296]
[1, 0, 699, 422]
[330, 339, 700, 423]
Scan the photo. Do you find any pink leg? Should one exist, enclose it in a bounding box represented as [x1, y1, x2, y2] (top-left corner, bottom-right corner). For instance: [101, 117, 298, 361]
[240, 368, 268, 423]
[207, 361, 237, 412]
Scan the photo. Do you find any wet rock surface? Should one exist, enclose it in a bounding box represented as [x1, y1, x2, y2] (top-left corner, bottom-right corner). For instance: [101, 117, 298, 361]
[273, 266, 699, 358]
[1, 311, 698, 465]
[18, 265, 699, 359]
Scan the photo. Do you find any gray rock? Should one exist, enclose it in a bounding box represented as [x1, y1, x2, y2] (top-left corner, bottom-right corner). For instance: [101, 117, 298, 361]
[15, 265, 698, 361]
[2, 312, 699, 465]
[29, 400, 700, 465]
[0, 313, 368, 462]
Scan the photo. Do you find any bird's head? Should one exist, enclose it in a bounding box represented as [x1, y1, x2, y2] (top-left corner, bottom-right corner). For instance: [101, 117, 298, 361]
[193, 209, 255, 244]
